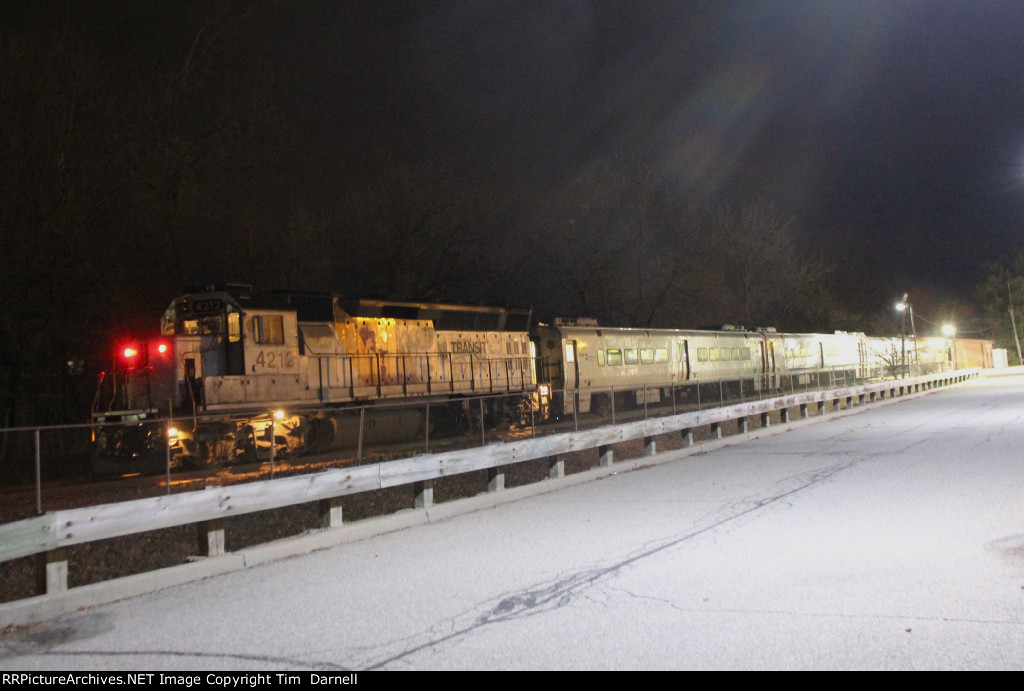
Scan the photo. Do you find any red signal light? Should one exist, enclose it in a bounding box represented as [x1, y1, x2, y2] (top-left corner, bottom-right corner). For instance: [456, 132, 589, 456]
[117, 344, 141, 371]
[117, 339, 171, 370]
[118, 342, 147, 369]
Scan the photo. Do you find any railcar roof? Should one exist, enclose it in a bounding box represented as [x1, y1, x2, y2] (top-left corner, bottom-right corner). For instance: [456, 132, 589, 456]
[540, 323, 763, 337]
[270, 290, 533, 331]
[176, 286, 532, 332]
[540, 323, 871, 340]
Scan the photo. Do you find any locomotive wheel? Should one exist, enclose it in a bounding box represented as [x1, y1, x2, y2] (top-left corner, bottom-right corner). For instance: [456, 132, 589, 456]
[187, 440, 216, 470]
[306, 417, 337, 454]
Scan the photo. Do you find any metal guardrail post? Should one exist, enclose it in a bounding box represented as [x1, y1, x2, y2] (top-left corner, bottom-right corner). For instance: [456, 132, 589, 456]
[36, 548, 68, 595]
[414, 480, 434, 509]
[357, 407, 365, 463]
[165, 420, 172, 496]
[269, 418, 275, 479]
[480, 397, 486, 446]
[34, 429, 41, 515]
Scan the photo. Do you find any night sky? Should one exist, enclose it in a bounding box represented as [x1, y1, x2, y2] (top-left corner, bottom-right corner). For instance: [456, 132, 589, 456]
[8, 0, 1024, 300]
[404, 1, 1024, 290]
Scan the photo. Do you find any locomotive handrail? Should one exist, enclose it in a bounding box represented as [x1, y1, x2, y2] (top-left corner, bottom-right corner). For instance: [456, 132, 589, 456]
[0, 368, 979, 613]
[304, 350, 534, 402]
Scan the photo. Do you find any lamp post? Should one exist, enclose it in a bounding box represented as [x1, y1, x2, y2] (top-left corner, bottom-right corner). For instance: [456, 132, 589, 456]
[895, 293, 918, 377]
[942, 323, 956, 371]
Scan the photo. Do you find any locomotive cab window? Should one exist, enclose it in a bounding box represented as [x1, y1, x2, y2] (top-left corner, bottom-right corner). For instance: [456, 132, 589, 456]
[253, 315, 285, 344]
[200, 314, 224, 336]
[228, 309, 241, 343]
[606, 349, 623, 366]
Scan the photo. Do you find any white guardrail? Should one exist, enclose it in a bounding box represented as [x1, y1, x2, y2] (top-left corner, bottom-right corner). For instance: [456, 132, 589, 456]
[0, 370, 978, 610]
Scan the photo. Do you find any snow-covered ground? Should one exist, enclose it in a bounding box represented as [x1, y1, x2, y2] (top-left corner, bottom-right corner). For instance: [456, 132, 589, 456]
[4, 372, 1023, 670]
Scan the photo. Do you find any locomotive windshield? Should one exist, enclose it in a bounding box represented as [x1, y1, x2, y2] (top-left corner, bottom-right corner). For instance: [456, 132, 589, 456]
[161, 297, 241, 342]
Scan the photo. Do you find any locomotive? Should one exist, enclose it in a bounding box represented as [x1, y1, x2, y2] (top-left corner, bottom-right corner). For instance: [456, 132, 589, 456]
[92, 284, 536, 473]
[92, 284, 992, 474]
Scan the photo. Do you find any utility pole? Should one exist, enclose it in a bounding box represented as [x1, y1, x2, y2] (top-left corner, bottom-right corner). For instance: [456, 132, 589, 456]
[1008, 283, 1023, 365]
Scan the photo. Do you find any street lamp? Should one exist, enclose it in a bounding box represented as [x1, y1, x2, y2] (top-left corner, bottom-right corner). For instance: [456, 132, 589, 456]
[895, 293, 919, 377]
[940, 323, 957, 371]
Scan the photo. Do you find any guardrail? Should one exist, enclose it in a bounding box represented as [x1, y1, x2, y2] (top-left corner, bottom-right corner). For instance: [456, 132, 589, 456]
[0, 360, 942, 502]
[0, 369, 977, 605]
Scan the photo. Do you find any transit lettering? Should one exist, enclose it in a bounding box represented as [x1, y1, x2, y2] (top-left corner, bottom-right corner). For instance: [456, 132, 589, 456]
[448, 341, 484, 355]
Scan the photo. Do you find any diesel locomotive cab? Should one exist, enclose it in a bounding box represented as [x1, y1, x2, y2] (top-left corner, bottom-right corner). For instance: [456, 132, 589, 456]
[161, 292, 243, 409]
[161, 289, 305, 412]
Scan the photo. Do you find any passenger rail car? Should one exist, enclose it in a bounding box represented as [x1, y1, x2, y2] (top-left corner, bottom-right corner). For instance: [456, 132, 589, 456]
[93, 285, 535, 472]
[532, 320, 951, 415]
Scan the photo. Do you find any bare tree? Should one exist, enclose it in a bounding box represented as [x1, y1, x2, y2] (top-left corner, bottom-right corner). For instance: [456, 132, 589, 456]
[537, 158, 700, 327]
[0, 5, 295, 438]
[704, 202, 833, 330]
[332, 160, 489, 300]
[0, 22, 129, 432]
[976, 253, 1024, 363]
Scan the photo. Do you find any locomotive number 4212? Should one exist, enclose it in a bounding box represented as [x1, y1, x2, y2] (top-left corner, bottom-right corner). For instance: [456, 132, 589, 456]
[254, 350, 295, 370]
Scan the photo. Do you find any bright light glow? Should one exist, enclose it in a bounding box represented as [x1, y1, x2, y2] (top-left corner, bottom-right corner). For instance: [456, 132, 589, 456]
[167, 427, 179, 439]
[157, 343, 168, 354]
[274, 410, 285, 420]
[942, 324, 956, 337]
[894, 303, 907, 312]
[123, 347, 138, 359]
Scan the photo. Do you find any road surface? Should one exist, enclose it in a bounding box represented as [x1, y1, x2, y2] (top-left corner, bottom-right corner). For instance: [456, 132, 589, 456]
[2, 371, 1023, 670]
